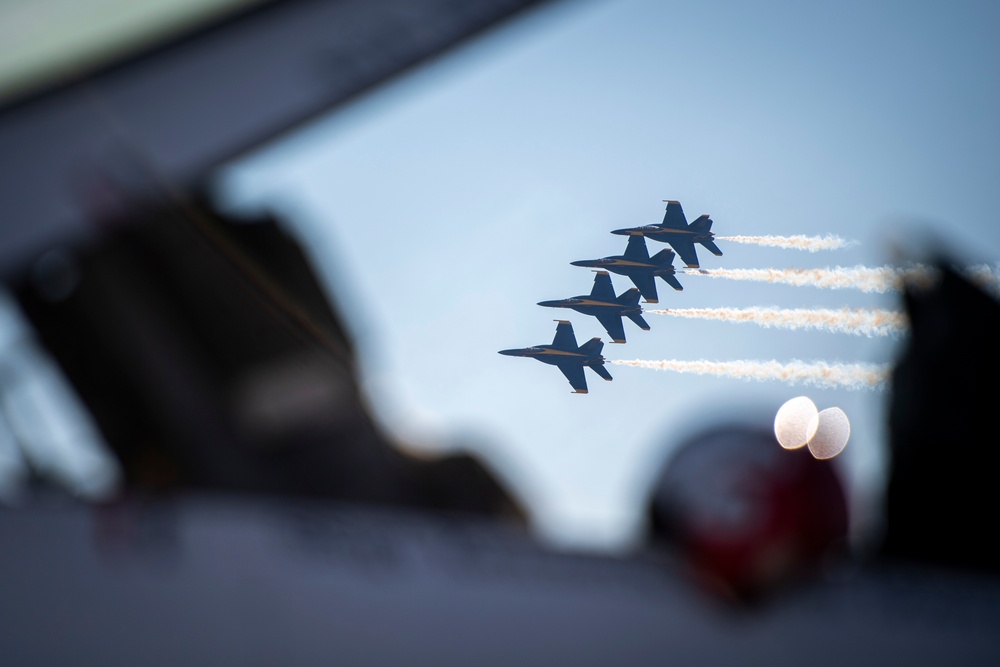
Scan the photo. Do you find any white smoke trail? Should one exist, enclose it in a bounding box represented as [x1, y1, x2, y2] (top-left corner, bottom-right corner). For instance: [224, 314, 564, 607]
[611, 358, 889, 391]
[687, 264, 1000, 294]
[966, 264, 1000, 298]
[717, 234, 856, 251]
[684, 265, 915, 293]
[646, 306, 907, 337]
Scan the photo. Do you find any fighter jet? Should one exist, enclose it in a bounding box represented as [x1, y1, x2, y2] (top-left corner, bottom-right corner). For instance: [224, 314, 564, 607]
[611, 200, 722, 269]
[537, 271, 650, 343]
[498, 320, 612, 394]
[570, 235, 683, 304]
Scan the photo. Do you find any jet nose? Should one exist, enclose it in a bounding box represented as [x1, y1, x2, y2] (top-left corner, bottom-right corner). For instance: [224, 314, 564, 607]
[570, 260, 588, 267]
[537, 300, 563, 308]
[498, 349, 520, 356]
[610, 228, 632, 236]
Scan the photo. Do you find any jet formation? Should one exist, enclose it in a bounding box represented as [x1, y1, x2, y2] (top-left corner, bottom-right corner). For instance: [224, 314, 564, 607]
[500, 199, 721, 393]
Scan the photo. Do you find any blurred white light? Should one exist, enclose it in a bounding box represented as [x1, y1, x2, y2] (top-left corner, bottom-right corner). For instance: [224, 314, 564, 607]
[807, 407, 851, 460]
[774, 396, 818, 449]
[774, 397, 851, 460]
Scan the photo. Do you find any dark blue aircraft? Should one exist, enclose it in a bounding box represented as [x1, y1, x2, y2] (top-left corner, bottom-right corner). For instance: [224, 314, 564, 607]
[611, 200, 722, 269]
[537, 271, 650, 344]
[498, 320, 611, 394]
[570, 235, 683, 304]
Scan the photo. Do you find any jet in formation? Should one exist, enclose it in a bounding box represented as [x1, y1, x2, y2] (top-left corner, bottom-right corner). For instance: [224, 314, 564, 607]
[537, 271, 650, 343]
[611, 200, 722, 269]
[570, 235, 683, 304]
[498, 320, 612, 394]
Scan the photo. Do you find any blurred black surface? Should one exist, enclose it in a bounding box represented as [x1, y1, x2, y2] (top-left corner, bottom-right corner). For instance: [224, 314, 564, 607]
[883, 260, 1000, 571]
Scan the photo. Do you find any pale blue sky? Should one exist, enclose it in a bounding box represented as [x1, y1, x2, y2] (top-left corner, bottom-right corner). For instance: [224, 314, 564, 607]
[217, 0, 1000, 550]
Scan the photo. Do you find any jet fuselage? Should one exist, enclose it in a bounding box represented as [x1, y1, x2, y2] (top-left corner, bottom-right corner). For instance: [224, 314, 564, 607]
[570, 257, 680, 300]
[497, 345, 594, 367]
[611, 226, 716, 245]
[536, 296, 642, 319]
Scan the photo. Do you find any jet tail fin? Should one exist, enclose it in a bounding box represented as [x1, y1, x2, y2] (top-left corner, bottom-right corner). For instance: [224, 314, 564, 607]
[617, 288, 642, 306]
[700, 239, 723, 256]
[589, 361, 613, 382]
[650, 248, 676, 267]
[627, 313, 651, 331]
[578, 337, 604, 357]
[690, 214, 713, 232]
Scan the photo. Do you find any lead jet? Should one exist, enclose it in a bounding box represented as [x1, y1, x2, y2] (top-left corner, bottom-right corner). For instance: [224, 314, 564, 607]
[570, 235, 683, 304]
[537, 271, 650, 343]
[498, 320, 612, 394]
[611, 200, 722, 269]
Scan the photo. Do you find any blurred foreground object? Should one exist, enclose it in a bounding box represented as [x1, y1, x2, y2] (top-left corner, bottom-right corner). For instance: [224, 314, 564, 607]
[647, 424, 848, 602]
[10, 191, 523, 520]
[883, 259, 1000, 570]
[0, 0, 548, 274]
[6, 493, 1000, 666]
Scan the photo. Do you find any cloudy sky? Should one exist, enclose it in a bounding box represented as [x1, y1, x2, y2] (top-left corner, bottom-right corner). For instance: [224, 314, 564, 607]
[216, 0, 1000, 550]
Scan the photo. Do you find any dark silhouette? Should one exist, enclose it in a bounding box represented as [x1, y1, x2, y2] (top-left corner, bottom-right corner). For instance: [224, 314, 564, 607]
[611, 200, 721, 269]
[13, 188, 523, 521]
[498, 320, 611, 394]
[537, 271, 649, 344]
[883, 259, 1000, 570]
[571, 234, 683, 304]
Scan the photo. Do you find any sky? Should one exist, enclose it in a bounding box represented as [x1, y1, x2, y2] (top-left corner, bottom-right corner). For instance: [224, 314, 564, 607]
[204, 0, 1000, 551]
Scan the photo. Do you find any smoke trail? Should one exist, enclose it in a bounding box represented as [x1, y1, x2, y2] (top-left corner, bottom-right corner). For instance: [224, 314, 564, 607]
[684, 265, 914, 293]
[686, 264, 1000, 294]
[717, 234, 856, 251]
[966, 264, 1000, 298]
[646, 306, 907, 337]
[611, 358, 889, 391]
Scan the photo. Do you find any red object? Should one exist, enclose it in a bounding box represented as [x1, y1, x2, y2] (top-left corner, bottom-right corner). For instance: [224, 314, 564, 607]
[648, 424, 849, 602]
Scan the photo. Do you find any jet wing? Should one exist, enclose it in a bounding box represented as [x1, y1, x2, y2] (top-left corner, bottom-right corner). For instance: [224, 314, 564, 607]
[551, 320, 579, 350]
[623, 234, 650, 261]
[557, 363, 588, 393]
[629, 272, 659, 303]
[668, 237, 701, 268]
[590, 271, 616, 300]
[595, 313, 627, 344]
[660, 201, 689, 230]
